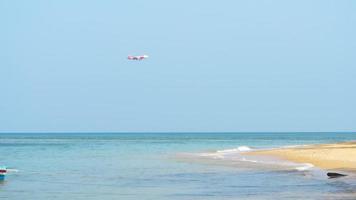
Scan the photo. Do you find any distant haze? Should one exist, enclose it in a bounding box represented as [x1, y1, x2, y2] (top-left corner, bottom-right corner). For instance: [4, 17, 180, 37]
[1, 0, 355, 132]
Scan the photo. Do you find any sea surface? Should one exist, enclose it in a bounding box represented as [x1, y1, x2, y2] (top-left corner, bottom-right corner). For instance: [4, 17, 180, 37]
[1, 132, 356, 200]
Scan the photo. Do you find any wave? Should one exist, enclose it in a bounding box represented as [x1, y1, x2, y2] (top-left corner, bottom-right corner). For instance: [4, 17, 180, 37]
[216, 146, 253, 153]
[178, 146, 315, 172]
[295, 163, 314, 171]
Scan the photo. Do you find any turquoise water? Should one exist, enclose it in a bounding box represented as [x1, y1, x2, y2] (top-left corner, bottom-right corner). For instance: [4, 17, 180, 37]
[1, 132, 356, 199]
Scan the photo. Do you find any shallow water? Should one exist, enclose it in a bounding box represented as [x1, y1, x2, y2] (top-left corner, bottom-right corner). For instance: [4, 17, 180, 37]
[0, 132, 356, 199]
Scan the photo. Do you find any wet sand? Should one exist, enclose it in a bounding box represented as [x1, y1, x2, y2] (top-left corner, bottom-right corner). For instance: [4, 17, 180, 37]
[246, 141, 356, 170]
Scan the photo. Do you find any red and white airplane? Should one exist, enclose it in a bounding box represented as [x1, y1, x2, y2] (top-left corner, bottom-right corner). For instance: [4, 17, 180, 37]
[127, 55, 149, 61]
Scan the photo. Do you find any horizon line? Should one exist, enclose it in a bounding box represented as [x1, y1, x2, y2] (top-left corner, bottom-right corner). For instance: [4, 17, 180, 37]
[0, 131, 355, 134]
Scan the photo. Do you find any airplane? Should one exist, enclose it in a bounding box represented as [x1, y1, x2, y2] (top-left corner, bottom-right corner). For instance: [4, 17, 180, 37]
[127, 55, 149, 61]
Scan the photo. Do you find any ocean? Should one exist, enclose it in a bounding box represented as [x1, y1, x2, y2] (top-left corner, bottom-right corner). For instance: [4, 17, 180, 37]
[1, 132, 356, 199]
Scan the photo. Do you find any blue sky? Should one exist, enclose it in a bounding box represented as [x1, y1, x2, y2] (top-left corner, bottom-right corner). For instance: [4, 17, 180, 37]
[1, 0, 355, 132]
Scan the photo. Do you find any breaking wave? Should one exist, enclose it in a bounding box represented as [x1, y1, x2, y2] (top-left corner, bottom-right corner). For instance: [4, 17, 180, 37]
[177, 146, 314, 172]
[216, 146, 252, 153]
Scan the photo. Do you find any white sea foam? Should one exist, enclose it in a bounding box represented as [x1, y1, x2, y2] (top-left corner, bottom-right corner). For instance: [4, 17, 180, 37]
[216, 146, 253, 153]
[183, 145, 315, 172]
[295, 163, 314, 171]
[237, 146, 252, 152]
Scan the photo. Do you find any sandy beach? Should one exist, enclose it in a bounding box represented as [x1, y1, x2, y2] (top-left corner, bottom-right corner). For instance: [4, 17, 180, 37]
[246, 141, 356, 170]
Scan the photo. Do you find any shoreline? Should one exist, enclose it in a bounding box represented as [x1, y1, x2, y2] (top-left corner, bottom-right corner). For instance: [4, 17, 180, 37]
[245, 141, 356, 171]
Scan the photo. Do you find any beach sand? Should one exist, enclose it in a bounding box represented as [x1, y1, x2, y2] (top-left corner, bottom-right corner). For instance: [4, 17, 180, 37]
[246, 141, 356, 170]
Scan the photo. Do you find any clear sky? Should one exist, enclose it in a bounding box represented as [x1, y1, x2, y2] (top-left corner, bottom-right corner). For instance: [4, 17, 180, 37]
[1, 0, 355, 132]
